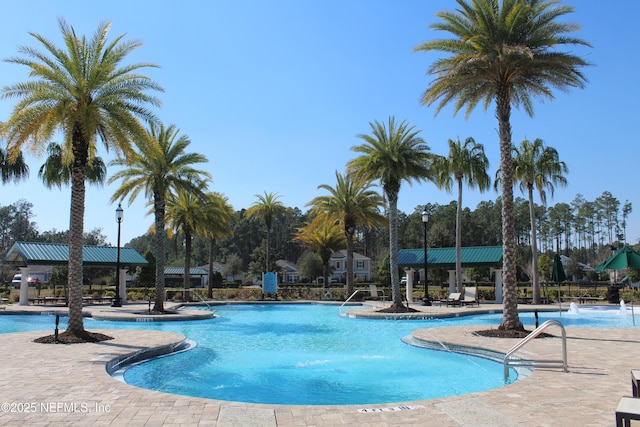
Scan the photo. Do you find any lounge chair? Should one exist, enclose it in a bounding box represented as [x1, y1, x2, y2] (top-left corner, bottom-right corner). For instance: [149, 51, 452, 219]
[461, 286, 479, 307]
[445, 292, 462, 307]
[364, 284, 387, 302]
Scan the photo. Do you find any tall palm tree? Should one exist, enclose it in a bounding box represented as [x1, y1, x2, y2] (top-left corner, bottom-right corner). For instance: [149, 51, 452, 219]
[38, 143, 106, 188]
[414, 0, 590, 330]
[1, 19, 162, 335]
[245, 192, 285, 273]
[201, 192, 235, 298]
[166, 184, 210, 301]
[307, 171, 386, 297]
[294, 218, 346, 293]
[513, 138, 568, 304]
[434, 137, 490, 293]
[109, 123, 210, 312]
[0, 147, 29, 183]
[347, 117, 435, 310]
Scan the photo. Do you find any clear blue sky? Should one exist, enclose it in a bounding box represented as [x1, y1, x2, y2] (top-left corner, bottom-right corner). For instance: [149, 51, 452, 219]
[1, 1, 639, 249]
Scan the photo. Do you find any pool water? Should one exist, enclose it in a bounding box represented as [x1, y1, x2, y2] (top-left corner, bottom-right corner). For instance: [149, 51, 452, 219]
[1, 304, 636, 405]
[121, 304, 512, 405]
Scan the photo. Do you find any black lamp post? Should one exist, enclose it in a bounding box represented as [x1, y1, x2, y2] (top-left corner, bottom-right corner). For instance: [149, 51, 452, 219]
[422, 208, 431, 306]
[112, 203, 124, 307]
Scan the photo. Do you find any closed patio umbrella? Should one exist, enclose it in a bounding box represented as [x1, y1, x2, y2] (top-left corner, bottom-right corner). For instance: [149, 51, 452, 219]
[552, 253, 567, 314]
[552, 253, 567, 282]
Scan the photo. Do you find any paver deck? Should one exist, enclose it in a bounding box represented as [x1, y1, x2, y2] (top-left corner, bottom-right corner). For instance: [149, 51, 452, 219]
[0, 301, 638, 426]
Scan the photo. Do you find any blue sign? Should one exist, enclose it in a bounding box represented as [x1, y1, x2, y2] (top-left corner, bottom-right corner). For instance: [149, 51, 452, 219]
[263, 272, 277, 294]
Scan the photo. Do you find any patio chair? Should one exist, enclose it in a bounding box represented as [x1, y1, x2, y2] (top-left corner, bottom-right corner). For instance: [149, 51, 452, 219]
[445, 292, 462, 307]
[461, 286, 479, 307]
[364, 284, 387, 302]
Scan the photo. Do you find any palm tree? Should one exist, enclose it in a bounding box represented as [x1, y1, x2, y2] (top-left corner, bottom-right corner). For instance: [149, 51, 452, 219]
[109, 123, 210, 312]
[414, 0, 590, 330]
[1, 19, 162, 335]
[307, 171, 385, 297]
[38, 143, 106, 188]
[166, 184, 210, 301]
[347, 117, 435, 311]
[245, 192, 285, 274]
[294, 218, 346, 294]
[0, 147, 28, 184]
[434, 137, 490, 293]
[512, 138, 568, 304]
[201, 192, 235, 298]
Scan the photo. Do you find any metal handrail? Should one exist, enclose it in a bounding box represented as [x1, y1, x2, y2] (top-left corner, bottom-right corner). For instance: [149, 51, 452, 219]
[190, 289, 212, 309]
[338, 290, 361, 314]
[503, 319, 567, 382]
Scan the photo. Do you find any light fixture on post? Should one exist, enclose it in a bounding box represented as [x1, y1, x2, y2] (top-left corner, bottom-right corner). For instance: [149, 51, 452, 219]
[421, 207, 431, 306]
[112, 203, 124, 307]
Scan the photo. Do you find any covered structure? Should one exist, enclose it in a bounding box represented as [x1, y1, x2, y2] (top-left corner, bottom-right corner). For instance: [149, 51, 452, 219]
[3, 242, 148, 305]
[398, 246, 504, 302]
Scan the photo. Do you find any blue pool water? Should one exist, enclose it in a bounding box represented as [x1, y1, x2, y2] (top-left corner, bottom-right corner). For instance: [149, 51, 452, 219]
[1, 304, 636, 405]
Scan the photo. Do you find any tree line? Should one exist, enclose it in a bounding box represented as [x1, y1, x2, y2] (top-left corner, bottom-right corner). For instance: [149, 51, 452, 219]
[2, 188, 632, 286]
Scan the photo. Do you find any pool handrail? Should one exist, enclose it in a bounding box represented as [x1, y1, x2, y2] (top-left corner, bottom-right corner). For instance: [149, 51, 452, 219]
[503, 319, 567, 382]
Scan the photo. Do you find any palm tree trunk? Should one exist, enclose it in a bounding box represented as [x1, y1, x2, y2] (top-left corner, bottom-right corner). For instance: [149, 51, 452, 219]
[387, 191, 404, 309]
[183, 230, 192, 302]
[496, 89, 524, 331]
[265, 228, 270, 272]
[66, 147, 87, 333]
[207, 238, 214, 299]
[152, 193, 166, 312]
[322, 261, 330, 297]
[456, 177, 463, 293]
[345, 228, 355, 297]
[528, 187, 541, 304]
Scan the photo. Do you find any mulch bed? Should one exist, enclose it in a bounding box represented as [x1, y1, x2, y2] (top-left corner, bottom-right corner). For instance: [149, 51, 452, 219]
[33, 330, 114, 344]
[474, 329, 554, 339]
[376, 304, 420, 313]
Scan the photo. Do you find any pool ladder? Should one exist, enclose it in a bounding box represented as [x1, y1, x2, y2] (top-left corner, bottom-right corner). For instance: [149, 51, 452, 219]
[503, 319, 568, 382]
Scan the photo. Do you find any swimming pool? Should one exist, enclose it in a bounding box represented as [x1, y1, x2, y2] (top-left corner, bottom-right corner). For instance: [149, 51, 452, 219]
[1, 303, 636, 405]
[121, 304, 515, 405]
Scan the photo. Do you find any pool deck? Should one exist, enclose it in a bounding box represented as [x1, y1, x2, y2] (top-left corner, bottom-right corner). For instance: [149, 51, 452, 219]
[1, 301, 639, 426]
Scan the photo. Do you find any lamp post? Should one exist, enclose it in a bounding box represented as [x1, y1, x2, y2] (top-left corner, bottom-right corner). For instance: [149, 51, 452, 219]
[421, 208, 431, 306]
[112, 203, 124, 307]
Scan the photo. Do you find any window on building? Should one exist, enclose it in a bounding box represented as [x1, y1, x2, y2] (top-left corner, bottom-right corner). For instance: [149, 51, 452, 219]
[356, 260, 365, 269]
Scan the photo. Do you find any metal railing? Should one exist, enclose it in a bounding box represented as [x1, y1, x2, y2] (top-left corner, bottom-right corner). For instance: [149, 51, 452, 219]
[339, 290, 361, 314]
[190, 289, 212, 309]
[503, 319, 568, 382]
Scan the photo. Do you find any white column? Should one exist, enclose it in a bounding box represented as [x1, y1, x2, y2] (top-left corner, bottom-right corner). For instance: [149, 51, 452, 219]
[405, 268, 414, 303]
[119, 269, 127, 304]
[19, 267, 29, 306]
[493, 268, 504, 303]
[448, 270, 456, 295]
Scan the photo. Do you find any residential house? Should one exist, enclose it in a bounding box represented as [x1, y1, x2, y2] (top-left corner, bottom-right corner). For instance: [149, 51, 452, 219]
[276, 259, 299, 283]
[329, 250, 372, 282]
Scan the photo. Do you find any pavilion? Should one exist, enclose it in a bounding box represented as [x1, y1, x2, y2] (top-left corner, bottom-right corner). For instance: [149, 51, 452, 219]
[398, 245, 505, 302]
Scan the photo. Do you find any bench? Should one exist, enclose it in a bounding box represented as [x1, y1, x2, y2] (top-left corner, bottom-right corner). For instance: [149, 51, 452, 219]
[579, 296, 605, 304]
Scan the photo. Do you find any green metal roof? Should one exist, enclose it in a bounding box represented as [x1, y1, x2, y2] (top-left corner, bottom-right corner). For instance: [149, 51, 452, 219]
[3, 242, 148, 267]
[165, 267, 209, 276]
[398, 246, 503, 269]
